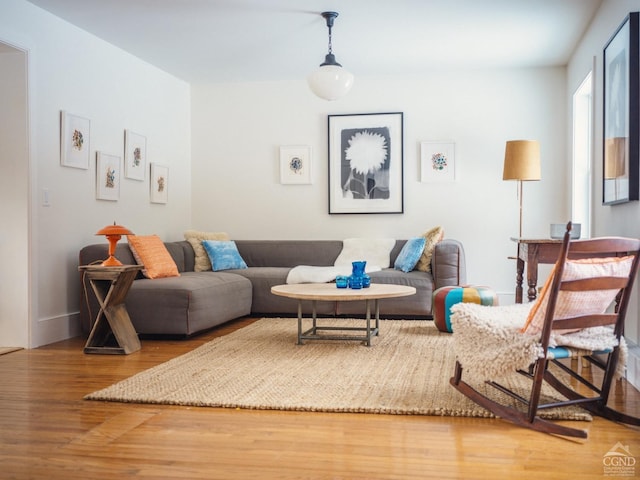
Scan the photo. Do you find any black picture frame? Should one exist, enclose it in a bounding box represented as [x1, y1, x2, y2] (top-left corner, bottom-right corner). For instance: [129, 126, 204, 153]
[327, 112, 404, 214]
[603, 12, 639, 205]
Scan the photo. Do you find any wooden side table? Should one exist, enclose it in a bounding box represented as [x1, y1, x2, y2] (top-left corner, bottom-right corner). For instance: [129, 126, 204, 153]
[511, 238, 562, 303]
[79, 265, 142, 354]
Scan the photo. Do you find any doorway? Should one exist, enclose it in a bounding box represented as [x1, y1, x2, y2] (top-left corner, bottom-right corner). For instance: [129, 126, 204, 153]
[0, 41, 30, 348]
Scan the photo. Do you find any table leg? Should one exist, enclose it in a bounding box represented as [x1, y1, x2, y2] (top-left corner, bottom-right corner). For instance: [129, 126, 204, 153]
[297, 300, 303, 345]
[312, 300, 317, 333]
[515, 257, 524, 304]
[365, 299, 371, 347]
[526, 248, 540, 303]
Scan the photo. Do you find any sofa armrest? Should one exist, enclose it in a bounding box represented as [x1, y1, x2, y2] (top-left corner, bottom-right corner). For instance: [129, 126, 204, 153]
[432, 239, 466, 289]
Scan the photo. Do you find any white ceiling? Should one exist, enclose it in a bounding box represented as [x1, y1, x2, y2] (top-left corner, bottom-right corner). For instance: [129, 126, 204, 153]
[25, 0, 602, 84]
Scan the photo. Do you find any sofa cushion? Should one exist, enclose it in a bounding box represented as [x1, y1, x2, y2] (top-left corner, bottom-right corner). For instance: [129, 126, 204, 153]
[229, 267, 335, 316]
[416, 226, 444, 273]
[184, 230, 230, 272]
[235, 240, 343, 267]
[126, 272, 252, 336]
[202, 240, 248, 271]
[394, 237, 427, 272]
[127, 235, 180, 279]
[335, 268, 434, 317]
[334, 238, 396, 268]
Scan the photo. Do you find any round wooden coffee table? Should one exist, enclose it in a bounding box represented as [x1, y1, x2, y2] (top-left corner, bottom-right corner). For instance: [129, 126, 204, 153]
[271, 283, 416, 346]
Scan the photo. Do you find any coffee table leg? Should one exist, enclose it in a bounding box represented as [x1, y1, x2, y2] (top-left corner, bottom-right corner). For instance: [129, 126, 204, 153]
[312, 300, 317, 334]
[375, 299, 380, 335]
[365, 300, 371, 347]
[297, 300, 303, 345]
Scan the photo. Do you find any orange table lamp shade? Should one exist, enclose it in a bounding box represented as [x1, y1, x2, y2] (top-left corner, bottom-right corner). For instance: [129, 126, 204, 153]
[96, 222, 134, 266]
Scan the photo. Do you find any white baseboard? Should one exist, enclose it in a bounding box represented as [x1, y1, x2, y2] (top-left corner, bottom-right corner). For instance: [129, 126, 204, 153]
[34, 312, 82, 348]
[626, 341, 640, 392]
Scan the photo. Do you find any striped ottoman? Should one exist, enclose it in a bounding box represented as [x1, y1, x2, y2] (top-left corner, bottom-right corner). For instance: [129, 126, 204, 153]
[432, 285, 498, 333]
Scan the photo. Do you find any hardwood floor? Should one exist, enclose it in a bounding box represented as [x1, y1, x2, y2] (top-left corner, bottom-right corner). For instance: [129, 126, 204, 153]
[1, 317, 639, 479]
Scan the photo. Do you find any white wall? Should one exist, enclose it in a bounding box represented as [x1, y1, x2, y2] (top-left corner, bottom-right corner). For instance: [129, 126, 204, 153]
[0, 0, 192, 347]
[191, 67, 567, 302]
[567, 0, 640, 388]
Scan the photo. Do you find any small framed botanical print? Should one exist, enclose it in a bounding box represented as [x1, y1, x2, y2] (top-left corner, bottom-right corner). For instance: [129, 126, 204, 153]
[280, 145, 312, 184]
[124, 130, 147, 181]
[96, 152, 121, 201]
[421, 141, 456, 182]
[60, 111, 90, 169]
[150, 163, 169, 204]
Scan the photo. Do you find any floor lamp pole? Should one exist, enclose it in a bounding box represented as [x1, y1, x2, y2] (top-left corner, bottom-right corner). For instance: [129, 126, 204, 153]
[518, 180, 523, 238]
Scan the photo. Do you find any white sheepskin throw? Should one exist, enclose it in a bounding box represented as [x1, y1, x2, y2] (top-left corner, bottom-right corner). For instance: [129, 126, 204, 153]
[450, 303, 625, 381]
[451, 303, 542, 380]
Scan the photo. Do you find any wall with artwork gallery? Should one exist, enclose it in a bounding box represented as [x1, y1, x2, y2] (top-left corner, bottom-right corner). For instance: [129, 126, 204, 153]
[190, 67, 568, 302]
[60, 112, 169, 204]
[0, 0, 193, 347]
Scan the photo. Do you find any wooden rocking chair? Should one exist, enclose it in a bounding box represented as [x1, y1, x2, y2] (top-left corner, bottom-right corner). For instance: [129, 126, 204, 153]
[449, 222, 640, 438]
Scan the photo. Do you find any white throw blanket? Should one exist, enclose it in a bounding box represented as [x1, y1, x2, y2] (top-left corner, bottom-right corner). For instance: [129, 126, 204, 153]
[286, 265, 382, 284]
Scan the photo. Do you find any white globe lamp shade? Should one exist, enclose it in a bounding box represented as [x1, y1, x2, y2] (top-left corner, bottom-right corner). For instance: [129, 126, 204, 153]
[307, 65, 354, 101]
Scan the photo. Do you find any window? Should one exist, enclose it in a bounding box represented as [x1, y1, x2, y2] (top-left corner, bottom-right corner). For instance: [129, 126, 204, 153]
[572, 71, 593, 238]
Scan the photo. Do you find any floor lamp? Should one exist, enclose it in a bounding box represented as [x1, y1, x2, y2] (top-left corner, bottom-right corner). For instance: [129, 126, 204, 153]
[502, 140, 541, 238]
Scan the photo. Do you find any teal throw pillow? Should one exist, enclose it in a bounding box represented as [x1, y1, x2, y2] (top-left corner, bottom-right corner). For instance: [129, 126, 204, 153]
[202, 240, 248, 271]
[394, 237, 427, 273]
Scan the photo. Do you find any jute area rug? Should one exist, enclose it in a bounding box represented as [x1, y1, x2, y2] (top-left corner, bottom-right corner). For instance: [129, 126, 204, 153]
[85, 319, 590, 421]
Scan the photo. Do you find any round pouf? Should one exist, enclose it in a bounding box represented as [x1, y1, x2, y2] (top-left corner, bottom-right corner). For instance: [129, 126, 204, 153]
[432, 285, 498, 333]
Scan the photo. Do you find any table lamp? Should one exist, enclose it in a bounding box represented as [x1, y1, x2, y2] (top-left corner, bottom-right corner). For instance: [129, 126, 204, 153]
[96, 222, 133, 266]
[502, 140, 541, 238]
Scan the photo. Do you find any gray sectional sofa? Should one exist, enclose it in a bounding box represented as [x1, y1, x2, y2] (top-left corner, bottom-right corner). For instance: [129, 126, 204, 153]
[79, 239, 466, 337]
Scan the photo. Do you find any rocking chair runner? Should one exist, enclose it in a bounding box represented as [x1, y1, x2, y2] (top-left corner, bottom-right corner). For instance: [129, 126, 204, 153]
[449, 222, 640, 438]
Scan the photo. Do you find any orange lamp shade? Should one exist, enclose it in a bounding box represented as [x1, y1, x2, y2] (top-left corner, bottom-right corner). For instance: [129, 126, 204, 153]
[96, 222, 134, 266]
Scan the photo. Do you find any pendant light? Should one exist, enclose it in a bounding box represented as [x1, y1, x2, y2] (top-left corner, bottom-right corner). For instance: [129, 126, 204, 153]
[307, 11, 354, 101]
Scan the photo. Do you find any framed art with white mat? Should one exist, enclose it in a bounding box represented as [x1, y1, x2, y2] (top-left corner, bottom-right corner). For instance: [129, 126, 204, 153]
[150, 163, 168, 204]
[96, 152, 121, 201]
[280, 145, 312, 184]
[60, 111, 90, 169]
[421, 141, 456, 182]
[124, 130, 146, 181]
[328, 112, 403, 214]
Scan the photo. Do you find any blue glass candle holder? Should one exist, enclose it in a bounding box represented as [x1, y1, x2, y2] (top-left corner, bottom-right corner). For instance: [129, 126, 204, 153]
[349, 275, 363, 289]
[335, 275, 349, 288]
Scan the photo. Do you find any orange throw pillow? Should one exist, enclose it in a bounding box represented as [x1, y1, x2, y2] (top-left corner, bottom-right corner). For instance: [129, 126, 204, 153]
[127, 235, 180, 279]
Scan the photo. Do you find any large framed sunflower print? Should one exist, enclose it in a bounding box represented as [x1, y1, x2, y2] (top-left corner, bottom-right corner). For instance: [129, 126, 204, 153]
[328, 112, 404, 214]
